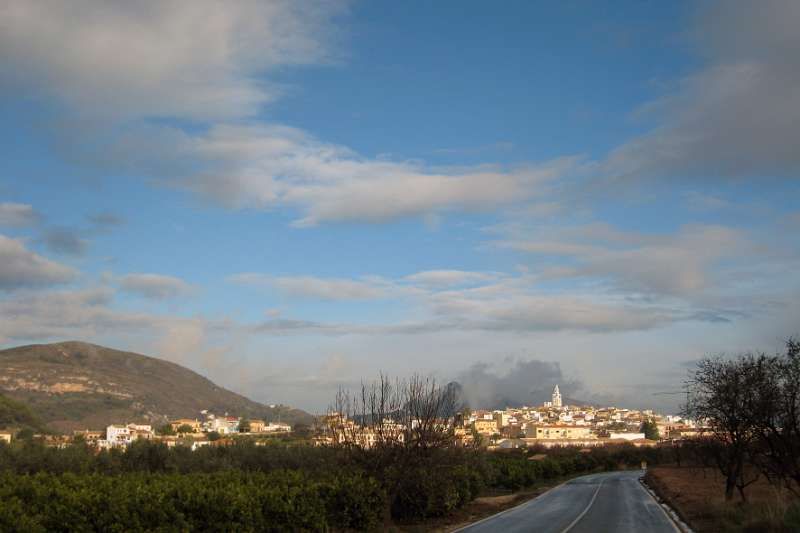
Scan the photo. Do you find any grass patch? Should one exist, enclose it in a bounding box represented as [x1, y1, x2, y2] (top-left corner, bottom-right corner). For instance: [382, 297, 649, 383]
[646, 466, 800, 532]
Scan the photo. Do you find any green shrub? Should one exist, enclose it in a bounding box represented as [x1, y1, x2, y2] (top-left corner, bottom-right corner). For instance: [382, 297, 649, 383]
[0, 438, 673, 525]
[0, 470, 385, 532]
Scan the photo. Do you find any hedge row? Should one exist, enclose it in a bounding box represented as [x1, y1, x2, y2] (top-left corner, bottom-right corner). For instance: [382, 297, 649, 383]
[0, 440, 341, 476]
[0, 470, 385, 532]
[0, 441, 670, 527]
[485, 445, 669, 491]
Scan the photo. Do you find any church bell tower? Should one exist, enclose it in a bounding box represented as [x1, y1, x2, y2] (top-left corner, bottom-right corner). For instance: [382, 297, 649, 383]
[552, 384, 562, 408]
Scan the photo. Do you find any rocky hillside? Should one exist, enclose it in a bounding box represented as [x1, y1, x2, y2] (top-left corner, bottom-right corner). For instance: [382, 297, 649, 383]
[0, 341, 313, 433]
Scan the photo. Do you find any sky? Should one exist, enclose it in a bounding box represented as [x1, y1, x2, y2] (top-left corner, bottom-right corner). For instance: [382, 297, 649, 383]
[1, 0, 798, 413]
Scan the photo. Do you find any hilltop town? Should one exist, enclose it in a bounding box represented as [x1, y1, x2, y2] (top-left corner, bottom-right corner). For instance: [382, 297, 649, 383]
[455, 385, 701, 449]
[319, 384, 702, 450]
[0, 384, 703, 451]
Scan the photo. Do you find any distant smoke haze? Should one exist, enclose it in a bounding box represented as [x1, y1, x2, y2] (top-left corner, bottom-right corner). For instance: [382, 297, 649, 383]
[453, 359, 584, 410]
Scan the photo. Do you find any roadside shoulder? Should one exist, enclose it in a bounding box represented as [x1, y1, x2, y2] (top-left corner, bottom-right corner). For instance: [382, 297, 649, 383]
[640, 471, 695, 533]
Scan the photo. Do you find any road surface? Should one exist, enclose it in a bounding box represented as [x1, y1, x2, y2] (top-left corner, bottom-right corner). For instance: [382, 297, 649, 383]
[456, 470, 679, 533]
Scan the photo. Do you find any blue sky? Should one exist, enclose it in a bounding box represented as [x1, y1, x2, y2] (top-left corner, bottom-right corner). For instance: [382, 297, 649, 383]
[1, 1, 798, 412]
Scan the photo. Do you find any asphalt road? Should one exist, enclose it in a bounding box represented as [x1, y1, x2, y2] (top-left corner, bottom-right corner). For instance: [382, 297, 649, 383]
[456, 470, 679, 533]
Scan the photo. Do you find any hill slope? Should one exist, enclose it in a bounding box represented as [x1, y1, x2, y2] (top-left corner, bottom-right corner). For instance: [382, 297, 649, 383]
[0, 341, 313, 433]
[0, 393, 49, 434]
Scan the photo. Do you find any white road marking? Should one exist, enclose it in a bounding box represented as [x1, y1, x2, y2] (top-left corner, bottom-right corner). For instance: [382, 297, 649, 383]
[450, 477, 574, 533]
[560, 477, 605, 533]
[637, 477, 683, 533]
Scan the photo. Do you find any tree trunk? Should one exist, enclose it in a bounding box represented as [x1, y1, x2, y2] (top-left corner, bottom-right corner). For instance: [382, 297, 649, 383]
[725, 473, 736, 501]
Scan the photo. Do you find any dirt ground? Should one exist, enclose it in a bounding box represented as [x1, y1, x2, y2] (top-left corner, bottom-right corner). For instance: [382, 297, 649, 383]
[646, 466, 799, 532]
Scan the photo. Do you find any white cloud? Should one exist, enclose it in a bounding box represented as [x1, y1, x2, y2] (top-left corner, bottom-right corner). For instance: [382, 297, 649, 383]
[0, 203, 39, 227]
[0, 0, 346, 121]
[153, 320, 232, 372]
[499, 224, 748, 297]
[404, 270, 499, 288]
[230, 270, 506, 301]
[229, 273, 390, 301]
[176, 124, 576, 226]
[0, 1, 579, 226]
[604, 0, 800, 181]
[426, 285, 677, 333]
[0, 287, 145, 340]
[232, 269, 709, 334]
[228, 256, 765, 334]
[0, 286, 242, 376]
[0, 234, 76, 290]
[116, 273, 192, 300]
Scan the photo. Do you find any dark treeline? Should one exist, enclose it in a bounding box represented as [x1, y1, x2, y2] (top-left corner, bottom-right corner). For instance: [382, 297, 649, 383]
[682, 339, 800, 502]
[0, 437, 668, 531]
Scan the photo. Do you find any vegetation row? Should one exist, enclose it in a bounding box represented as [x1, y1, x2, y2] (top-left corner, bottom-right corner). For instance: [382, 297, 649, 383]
[0, 439, 668, 530]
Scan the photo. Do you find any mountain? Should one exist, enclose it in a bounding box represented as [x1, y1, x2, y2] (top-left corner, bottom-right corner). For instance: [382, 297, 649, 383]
[0, 393, 49, 434]
[0, 341, 314, 433]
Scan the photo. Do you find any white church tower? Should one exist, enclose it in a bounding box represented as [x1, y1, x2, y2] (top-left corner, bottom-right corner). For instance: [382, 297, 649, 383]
[552, 384, 562, 408]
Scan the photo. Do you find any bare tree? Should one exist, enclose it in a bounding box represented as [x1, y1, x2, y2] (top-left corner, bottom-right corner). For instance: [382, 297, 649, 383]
[327, 373, 458, 452]
[746, 340, 800, 496]
[683, 356, 762, 501]
[326, 373, 462, 515]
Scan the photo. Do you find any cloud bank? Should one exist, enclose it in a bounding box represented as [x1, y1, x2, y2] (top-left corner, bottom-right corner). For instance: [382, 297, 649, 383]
[0, 0, 347, 121]
[605, 0, 800, 182]
[0, 235, 76, 290]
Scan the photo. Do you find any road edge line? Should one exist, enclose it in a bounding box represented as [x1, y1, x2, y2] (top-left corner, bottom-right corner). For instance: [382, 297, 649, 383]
[638, 475, 693, 533]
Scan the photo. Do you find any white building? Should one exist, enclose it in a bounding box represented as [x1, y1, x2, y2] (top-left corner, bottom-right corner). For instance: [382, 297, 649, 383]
[265, 422, 292, 432]
[552, 384, 562, 408]
[128, 424, 153, 440]
[99, 423, 155, 448]
[210, 416, 241, 434]
[609, 432, 646, 441]
[106, 425, 132, 447]
[493, 411, 512, 428]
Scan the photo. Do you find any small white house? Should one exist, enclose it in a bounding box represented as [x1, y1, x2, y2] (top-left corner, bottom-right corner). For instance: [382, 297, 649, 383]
[264, 422, 291, 432]
[106, 425, 132, 446]
[609, 432, 646, 441]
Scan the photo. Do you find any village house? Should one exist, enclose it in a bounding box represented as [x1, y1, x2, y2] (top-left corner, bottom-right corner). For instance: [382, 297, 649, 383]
[248, 419, 266, 433]
[493, 411, 512, 428]
[472, 419, 498, 435]
[73, 429, 103, 445]
[128, 424, 154, 440]
[170, 418, 202, 433]
[105, 424, 132, 447]
[525, 424, 593, 440]
[264, 422, 292, 433]
[609, 432, 646, 441]
[98, 423, 155, 449]
[207, 416, 241, 434]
